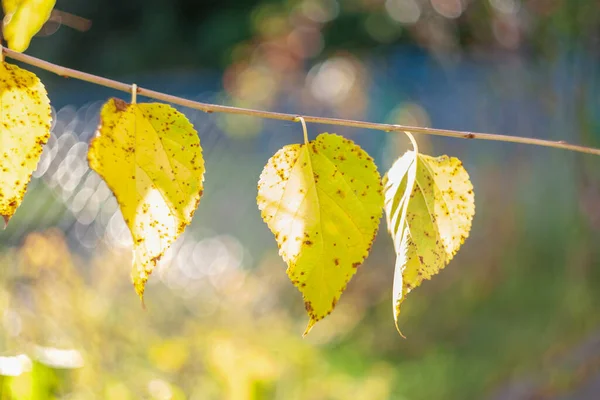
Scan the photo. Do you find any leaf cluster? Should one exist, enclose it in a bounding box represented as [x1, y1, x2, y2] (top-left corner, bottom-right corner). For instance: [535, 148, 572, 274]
[0, 0, 476, 335]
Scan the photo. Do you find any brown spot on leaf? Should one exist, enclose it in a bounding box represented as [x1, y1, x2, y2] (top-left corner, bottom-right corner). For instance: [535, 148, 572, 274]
[113, 98, 129, 111]
[305, 301, 313, 313]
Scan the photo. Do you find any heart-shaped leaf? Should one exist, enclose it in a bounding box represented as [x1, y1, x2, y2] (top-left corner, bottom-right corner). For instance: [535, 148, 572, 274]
[384, 151, 475, 332]
[257, 133, 383, 335]
[88, 98, 205, 299]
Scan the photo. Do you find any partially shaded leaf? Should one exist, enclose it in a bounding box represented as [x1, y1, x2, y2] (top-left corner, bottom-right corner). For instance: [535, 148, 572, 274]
[2, 0, 56, 52]
[88, 98, 205, 299]
[257, 133, 383, 335]
[0, 62, 51, 225]
[383, 151, 474, 331]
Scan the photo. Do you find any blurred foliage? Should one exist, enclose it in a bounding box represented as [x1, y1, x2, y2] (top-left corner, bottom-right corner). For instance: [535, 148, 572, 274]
[34, 0, 599, 75]
[18, 0, 599, 142]
[41, 0, 595, 144]
[0, 228, 397, 399]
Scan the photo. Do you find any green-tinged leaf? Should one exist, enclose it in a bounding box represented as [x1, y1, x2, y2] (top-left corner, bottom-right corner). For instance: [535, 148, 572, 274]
[0, 62, 51, 226]
[88, 98, 205, 299]
[383, 151, 474, 333]
[2, 0, 56, 52]
[257, 133, 383, 335]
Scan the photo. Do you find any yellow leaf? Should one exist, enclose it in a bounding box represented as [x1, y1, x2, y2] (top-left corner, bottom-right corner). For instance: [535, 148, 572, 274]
[2, 0, 56, 52]
[257, 133, 383, 335]
[383, 151, 474, 332]
[88, 99, 205, 299]
[0, 62, 51, 225]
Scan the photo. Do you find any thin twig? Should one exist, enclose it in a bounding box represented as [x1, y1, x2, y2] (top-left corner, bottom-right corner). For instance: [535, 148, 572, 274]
[4, 47, 600, 156]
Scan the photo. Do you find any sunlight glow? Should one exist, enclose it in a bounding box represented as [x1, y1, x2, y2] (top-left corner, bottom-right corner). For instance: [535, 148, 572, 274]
[0, 355, 31, 377]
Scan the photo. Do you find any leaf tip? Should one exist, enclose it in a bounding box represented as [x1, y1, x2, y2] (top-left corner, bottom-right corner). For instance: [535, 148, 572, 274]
[394, 322, 407, 339]
[133, 275, 147, 305]
[394, 298, 406, 338]
[302, 318, 316, 338]
[135, 287, 147, 310]
[2, 215, 10, 229]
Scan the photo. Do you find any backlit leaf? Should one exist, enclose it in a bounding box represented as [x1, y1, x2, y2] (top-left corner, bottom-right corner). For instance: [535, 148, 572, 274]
[257, 133, 383, 335]
[383, 151, 474, 332]
[0, 62, 51, 226]
[88, 98, 205, 299]
[2, 0, 56, 52]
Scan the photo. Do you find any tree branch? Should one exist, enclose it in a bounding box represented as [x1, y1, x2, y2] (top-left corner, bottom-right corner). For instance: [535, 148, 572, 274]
[4, 47, 600, 156]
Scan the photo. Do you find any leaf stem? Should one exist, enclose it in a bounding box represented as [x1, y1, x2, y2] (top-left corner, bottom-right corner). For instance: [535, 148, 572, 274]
[404, 131, 419, 156]
[131, 83, 137, 104]
[296, 116, 309, 144]
[5, 47, 600, 156]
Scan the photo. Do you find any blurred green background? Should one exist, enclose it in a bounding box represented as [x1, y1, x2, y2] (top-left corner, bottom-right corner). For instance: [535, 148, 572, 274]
[1, 0, 600, 399]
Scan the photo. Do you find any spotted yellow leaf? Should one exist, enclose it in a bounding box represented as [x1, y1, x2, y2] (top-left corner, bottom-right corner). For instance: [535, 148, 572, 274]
[0, 62, 51, 226]
[384, 150, 474, 333]
[257, 133, 383, 335]
[2, 0, 56, 52]
[88, 98, 205, 299]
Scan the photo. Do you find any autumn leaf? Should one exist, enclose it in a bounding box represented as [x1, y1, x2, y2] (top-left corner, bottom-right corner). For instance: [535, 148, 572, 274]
[0, 62, 51, 226]
[88, 98, 205, 299]
[383, 150, 475, 333]
[257, 133, 383, 335]
[2, 0, 56, 52]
